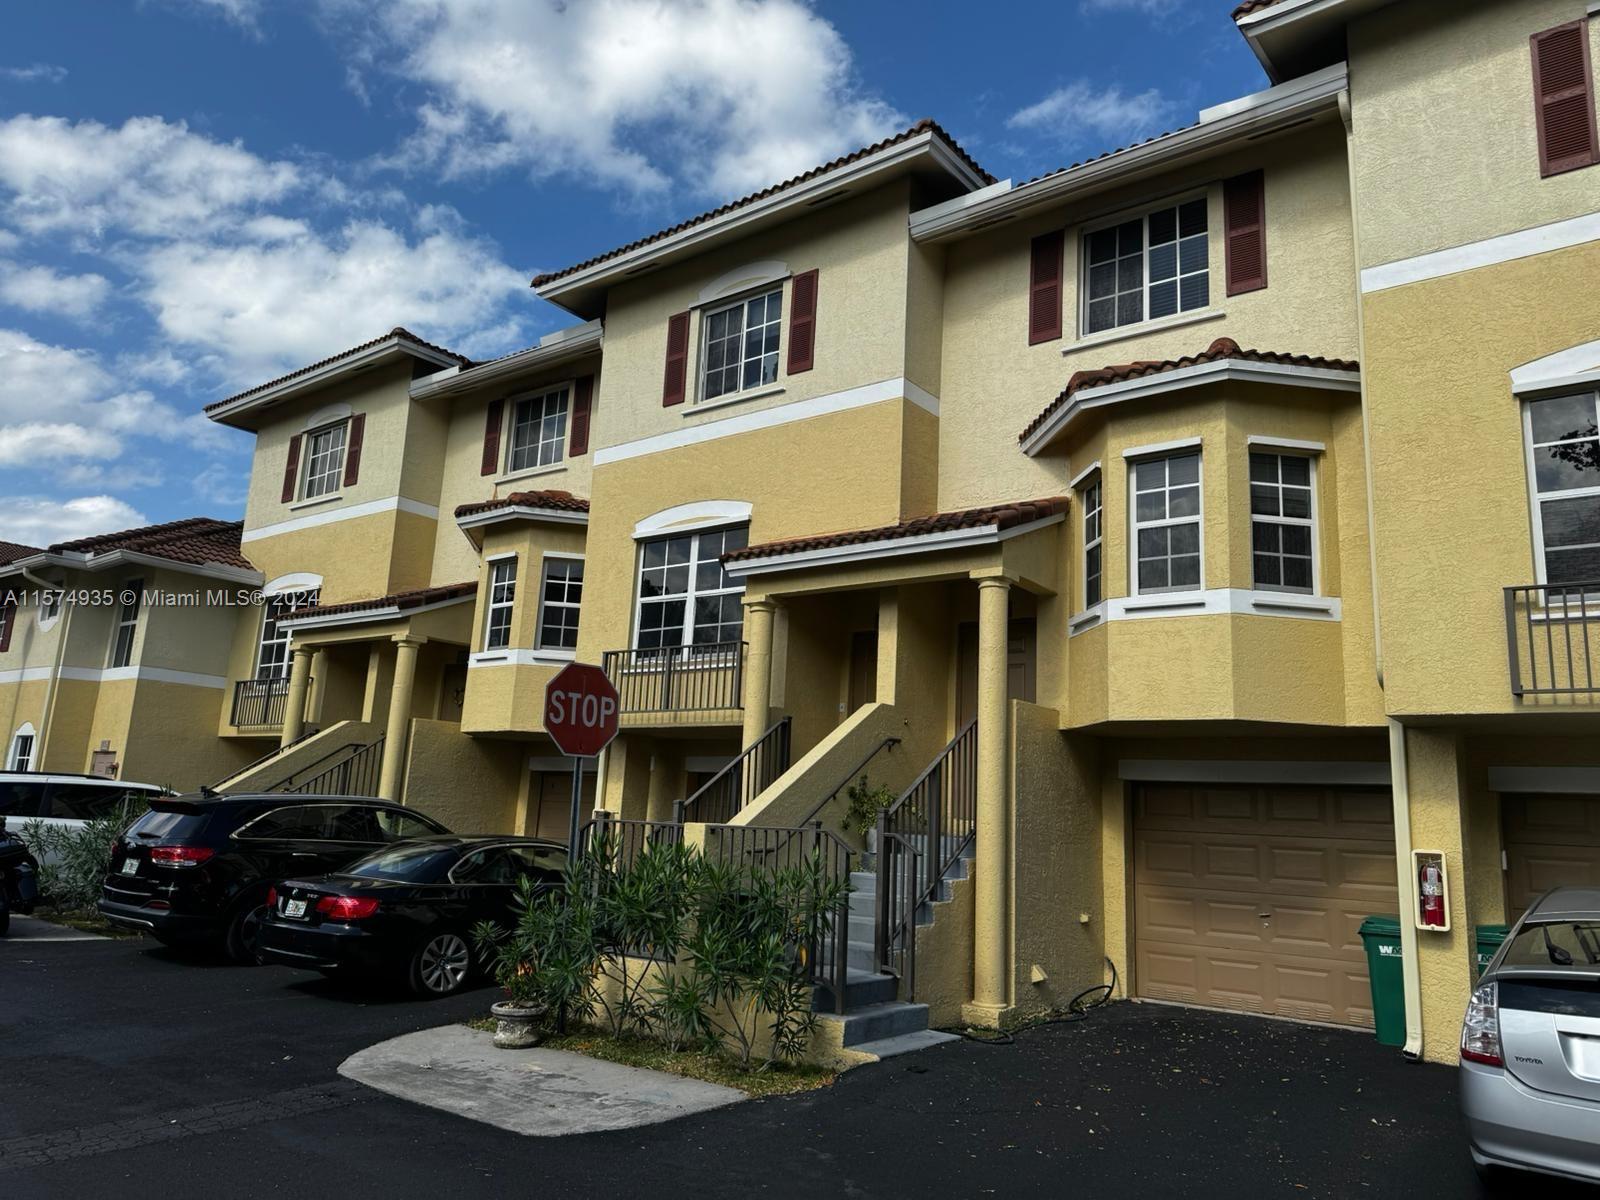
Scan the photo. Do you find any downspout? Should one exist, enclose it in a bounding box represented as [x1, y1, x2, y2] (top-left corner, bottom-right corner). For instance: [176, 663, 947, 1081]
[1345, 87, 1422, 1061]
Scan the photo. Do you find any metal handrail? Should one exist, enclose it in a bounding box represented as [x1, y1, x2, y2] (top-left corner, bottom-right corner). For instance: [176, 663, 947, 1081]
[678, 715, 792, 824]
[795, 735, 901, 832]
[285, 737, 386, 797]
[1505, 582, 1600, 696]
[874, 720, 978, 999]
[210, 722, 322, 791]
[601, 641, 746, 713]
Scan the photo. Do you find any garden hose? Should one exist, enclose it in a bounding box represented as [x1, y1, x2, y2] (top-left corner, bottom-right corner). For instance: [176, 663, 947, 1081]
[941, 957, 1119, 1044]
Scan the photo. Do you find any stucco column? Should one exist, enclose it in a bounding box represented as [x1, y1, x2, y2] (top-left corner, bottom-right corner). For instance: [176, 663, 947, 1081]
[740, 598, 778, 751]
[307, 647, 328, 726]
[279, 646, 315, 747]
[969, 576, 1012, 1022]
[377, 637, 422, 801]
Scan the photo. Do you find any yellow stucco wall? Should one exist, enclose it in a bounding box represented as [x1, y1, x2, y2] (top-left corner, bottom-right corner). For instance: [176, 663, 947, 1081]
[403, 717, 522, 833]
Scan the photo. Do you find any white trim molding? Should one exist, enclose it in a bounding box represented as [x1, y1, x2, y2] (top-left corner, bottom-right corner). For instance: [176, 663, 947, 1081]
[1068, 459, 1103, 490]
[698, 261, 789, 305]
[469, 648, 576, 669]
[1361, 212, 1600, 295]
[456, 504, 589, 534]
[1122, 436, 1203, 461]
[725, 513, 1065, 579]
[0, 667, 54, 685]
[207, 333, 461, 425]
[1486, 766, 1600, 795]
[1247, 434, 1327, 453]
[264, 572, 323, 596]
[1118, 758, 1390, 787]
[410, 322, 603, 402]
[592, 377, 938, 467]
[1510, 338, 1600, 399]
[242, 495, 439, 543]
[42, 665, 229, 689]
[633, 500, 753, 540]
[1068, 587, 1341, 634]
[280, 593, 474, 633]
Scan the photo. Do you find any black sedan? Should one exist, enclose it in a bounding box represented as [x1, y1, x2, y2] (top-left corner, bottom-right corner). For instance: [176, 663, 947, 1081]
[256, 836, 567, 997]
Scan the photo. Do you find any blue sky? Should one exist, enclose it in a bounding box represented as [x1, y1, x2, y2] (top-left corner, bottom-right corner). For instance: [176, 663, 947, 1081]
[0, 0, 1265, 546]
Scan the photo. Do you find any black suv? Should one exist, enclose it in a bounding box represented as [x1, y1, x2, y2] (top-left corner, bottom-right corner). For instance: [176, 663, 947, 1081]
[98, 793, 450, 961]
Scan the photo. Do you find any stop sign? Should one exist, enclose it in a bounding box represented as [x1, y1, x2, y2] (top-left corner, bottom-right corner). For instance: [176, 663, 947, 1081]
[543, 662, 620, 758]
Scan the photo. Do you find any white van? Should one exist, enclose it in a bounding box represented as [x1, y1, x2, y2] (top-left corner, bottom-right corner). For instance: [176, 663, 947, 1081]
[0, 774, 170, 861]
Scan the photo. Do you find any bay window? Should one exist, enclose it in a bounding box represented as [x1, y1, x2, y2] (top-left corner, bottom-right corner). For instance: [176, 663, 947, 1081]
[1082, 478, 1103, 608]
[1131, 453, 1201, 594]
[1249, 452, 1315, 593]
[484, 558, 517, 651]
[536, 557, 584, 653]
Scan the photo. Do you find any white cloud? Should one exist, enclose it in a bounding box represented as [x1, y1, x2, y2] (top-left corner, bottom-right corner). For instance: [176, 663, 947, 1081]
[0, 495, 147, 546]
[0, 262, 111, 319]
[191, 461, 250, 507]
[0, 423, 121, 466]
[1007, 80, 1176, 148]
[0, 64, 68, 84]
[332, 0, 902, 199]
[1079, 0, 1190, 14]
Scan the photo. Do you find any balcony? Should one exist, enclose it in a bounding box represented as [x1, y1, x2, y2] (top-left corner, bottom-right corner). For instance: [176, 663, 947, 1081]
[602, 641, 745, 715]
[1505, 583, 1600, 697]
[231, 676, 291, 728]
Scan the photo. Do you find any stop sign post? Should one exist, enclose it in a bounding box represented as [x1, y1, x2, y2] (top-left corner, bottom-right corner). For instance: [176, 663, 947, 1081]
[543, 663, 621, 855]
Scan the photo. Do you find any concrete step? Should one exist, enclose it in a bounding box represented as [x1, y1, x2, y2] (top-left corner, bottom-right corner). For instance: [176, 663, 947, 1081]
[848, 941, 877, 972]
[837, 1001, 931, 1047]
[850, 870, 877, 895]
[848, 913, 873, 943]
[849, 1029, 960, 1061]
[811, 968, 897, 1013]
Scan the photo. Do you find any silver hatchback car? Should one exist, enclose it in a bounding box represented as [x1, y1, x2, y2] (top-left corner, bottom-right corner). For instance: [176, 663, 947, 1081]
[1460, 886, 1600, 1186]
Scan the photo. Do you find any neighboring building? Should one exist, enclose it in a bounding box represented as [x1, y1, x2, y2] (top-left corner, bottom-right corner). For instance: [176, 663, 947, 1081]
[44, 0, 1593, 1063]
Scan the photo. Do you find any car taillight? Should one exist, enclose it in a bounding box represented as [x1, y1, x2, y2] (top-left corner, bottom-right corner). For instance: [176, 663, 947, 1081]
[1461, 981, 1503, 1067]
[316, 895, 379, 921]
[148, 845, 214, 868]
[265, 886, 278, 909]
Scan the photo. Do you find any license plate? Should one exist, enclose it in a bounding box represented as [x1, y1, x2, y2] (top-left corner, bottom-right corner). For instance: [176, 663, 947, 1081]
[120, 858, 139, 876]
[284, 898, 307, 919]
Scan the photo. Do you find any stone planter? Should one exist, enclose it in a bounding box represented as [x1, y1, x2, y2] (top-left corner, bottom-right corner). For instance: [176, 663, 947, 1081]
[490, 1000, 547, 1049]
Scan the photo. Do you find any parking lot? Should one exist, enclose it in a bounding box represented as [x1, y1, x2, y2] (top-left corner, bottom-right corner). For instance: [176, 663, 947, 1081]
[2, 924, 1559, 1200]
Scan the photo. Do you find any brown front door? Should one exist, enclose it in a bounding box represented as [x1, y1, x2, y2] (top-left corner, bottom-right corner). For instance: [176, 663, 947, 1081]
[1503, 794, 1600, 918]
[437, 664, 468, 722]
[956, 619, 1037, 726]
[1132, 782, 1398, 1029]
[848, 630, 878, 714]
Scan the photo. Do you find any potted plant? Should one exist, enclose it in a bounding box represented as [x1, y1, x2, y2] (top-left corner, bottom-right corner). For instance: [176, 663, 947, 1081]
[473, 878, 551, 1049]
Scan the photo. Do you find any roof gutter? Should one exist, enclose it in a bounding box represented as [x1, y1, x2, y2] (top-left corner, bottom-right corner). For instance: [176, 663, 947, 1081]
[206, 337, 462, 426]
[0, 549, 259, 586]
[410, 322, 603, 401]
[910, 63, 1349, 243]
[724, 513, 1065, 579]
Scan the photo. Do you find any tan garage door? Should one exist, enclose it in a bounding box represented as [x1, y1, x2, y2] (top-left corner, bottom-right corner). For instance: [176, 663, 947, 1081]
[1133, 783, 1397, 1028]
[1504, 794, 1600, 917]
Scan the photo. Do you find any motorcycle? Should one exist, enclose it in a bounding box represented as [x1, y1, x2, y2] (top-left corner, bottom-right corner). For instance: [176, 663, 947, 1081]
[0, 816, 40, 936]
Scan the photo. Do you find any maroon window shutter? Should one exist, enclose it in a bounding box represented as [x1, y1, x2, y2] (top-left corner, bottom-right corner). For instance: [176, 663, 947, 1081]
[1532, 21, 1599, 178]
[569, 375, 594, 457]
[0, 601, 14, 652]
[481, 399, 504, 476]
[1028, 231, 1064, 345]
[662, 311, 690, 406]
[341, 414, 365, 488]
[280, 434, 302, 503]
[786, 269, 819, 374]
[1224, 170, 1268, 296]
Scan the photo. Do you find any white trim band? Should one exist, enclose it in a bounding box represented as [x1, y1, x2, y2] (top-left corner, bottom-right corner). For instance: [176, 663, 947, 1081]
[456, 504, 590, 533]
[470, 649, 577, 668]
[1361, 212, 1600, 295]
[280, 593, 474, 632]
[1068, 588, 1341, 633]
[1118, 758, 1390, 786]
[725, 513, 1065, 578]
[243, 496, 440, 543]
[1247, 435, 1326, 453]
[14, 665, 230, 689]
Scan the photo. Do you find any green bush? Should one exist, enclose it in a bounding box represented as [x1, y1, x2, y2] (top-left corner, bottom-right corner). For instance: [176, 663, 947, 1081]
[19, 805, 144, 910]
[843, 775, 898, 840]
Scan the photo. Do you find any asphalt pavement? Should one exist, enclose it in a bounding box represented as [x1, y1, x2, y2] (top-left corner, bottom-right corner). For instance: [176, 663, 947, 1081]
[0, 926, 1571, 1199]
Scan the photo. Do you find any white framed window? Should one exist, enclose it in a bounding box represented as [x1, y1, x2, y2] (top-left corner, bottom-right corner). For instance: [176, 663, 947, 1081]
[7, 725, 34, 771]
[302, 421, 348, 499]
[1131, 453, 1201, 594]
[634, 525, 749, 649]
[39, 589, 60, 629]
[1526, 391, 1600, 587]
[1082, 197, 1209, 336]
[700, 288, 782, 402]
[507, 386, 568, 473]
[109, 579, 143, 668]
[1082, 478, 1103, 608]
[0, 602, 12, 648]
[536, 557, 584, 652]
[484, 558, 517, 651]
[1250, 452, 1315, 593]
[255, 589, 319, 679]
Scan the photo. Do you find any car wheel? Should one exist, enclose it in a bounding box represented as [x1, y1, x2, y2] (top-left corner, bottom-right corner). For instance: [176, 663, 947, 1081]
[223, 899, 268, 964]
[409, 931, 473, 998]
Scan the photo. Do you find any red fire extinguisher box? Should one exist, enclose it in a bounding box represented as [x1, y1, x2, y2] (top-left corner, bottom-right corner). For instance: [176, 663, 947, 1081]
[1413, 849, 1451, 932]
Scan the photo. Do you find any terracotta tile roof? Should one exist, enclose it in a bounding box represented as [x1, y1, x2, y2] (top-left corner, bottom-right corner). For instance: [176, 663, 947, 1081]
[531, 119, 994, 288]
[0, 540, 42, 566]
[724, 497, 1069, 565]
[205, 327, 471, 414]
[1232, 0, 1285, 17]
[454, 490, 591, 521]
[283, 580, 478, 622]
[48, 516, 252, 571]
[1019, 337, 1360, 445]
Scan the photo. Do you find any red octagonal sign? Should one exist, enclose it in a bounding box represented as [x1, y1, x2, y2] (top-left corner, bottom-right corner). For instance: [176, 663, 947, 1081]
[543, 662, 620, 758]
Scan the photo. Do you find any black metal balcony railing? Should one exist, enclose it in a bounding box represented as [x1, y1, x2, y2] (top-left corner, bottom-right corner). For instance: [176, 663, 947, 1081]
[678, 716, 791, 824]
[601, 641, 746, 714]
[231, 677, 292, 727]
[1506, 583, 1600, 697]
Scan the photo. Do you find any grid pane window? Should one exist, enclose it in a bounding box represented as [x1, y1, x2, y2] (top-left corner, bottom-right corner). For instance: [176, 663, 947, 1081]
[1084, 199, 1209, 335]
[701, 289, 782, 402]
[1250, 453, 1315, 593]
[302, 423, 347, 499]
[1082, 479, 1103, 608]
[9, 732, 33, 771]
[1528, 392, 1600, 586]
[484, 559, 517, 651]
[256, 589, 319, 678]
[507, 388, 569, 472]
[1132, 454, 1201, 594]
[635, 526, 748, 649]
[109, 579, 143, 668]
[536, 558, 584, 652]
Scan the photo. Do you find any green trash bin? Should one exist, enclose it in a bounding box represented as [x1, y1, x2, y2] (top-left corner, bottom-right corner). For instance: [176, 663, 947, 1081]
[1475, 924, 1510, 978]
[1359, 915, 1406, 1047]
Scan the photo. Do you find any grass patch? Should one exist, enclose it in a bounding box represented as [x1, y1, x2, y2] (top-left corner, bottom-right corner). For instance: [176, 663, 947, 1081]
[29, 906, 140, 939]
[457, 1019, 835, 1097]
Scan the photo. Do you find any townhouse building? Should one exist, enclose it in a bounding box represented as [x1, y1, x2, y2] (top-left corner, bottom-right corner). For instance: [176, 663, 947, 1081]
[6, 0, 1596, 1065]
